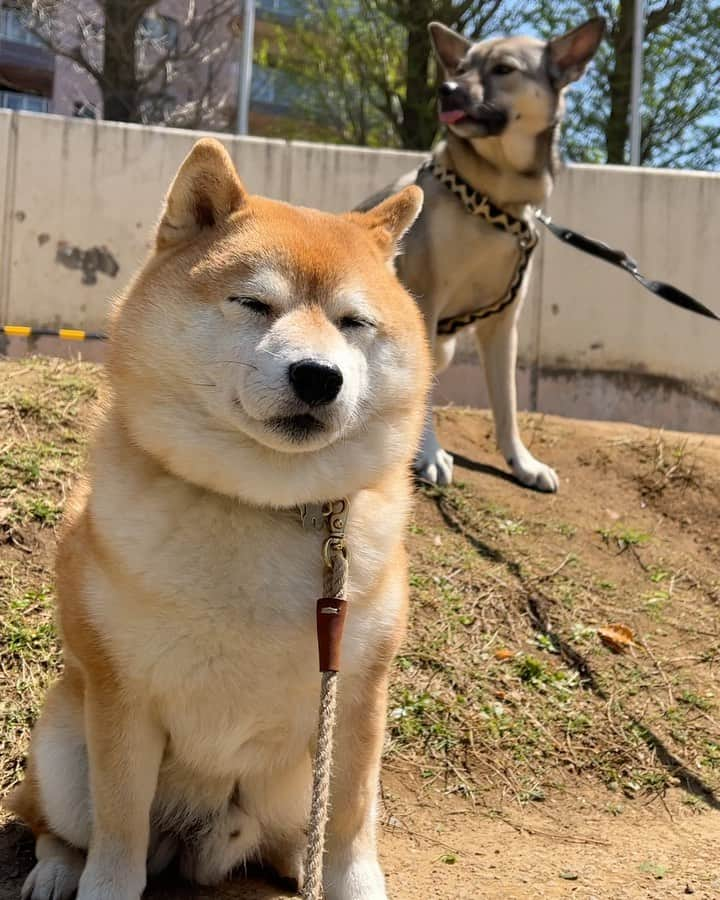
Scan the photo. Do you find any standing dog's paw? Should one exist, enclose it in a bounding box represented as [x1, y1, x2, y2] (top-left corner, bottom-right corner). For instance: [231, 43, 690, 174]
[415, 446, 454, 486]
[510, 454, 559, 492]
[22, 854, 83, 900]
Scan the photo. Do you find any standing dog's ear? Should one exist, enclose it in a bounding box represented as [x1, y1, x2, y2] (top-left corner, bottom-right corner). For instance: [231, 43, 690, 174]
[548, 17, 605, 87]
[349, 186, 424, 261]
[156, 138, 247, 249]
[429, 22, 471, 75]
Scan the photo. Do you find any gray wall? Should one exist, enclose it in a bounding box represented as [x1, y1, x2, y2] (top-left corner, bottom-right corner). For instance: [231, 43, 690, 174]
[1, 111, 719, 433]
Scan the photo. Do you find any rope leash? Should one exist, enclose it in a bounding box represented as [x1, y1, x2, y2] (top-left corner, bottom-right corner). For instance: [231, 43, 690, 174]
[302, 499, 350, 900]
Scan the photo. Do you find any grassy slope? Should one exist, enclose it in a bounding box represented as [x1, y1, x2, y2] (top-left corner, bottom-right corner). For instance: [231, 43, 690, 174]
[1, 357, 719, 824]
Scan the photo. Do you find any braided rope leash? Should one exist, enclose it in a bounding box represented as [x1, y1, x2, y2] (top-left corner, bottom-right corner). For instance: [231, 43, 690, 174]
[302, 499, 350, 900]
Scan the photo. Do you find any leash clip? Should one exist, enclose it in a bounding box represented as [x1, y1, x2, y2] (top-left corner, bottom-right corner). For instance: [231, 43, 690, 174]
[321, 498, 349, 568]
[298, 502, 326, 531]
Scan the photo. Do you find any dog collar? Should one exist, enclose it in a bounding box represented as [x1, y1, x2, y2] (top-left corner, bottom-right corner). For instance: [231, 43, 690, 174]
[418, 160, 538, 336]
[420, 159, 533, 239]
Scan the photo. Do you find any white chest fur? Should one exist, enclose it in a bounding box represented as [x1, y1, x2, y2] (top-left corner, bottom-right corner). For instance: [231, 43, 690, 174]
[82, 454, 406, 780]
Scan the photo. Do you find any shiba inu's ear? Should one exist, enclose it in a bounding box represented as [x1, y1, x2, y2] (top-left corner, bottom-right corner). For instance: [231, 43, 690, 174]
[156, 138, 246, 248]
[429, 22, 471, 75]
[354, 186, 423, 260]
[548, 17, 605, 87]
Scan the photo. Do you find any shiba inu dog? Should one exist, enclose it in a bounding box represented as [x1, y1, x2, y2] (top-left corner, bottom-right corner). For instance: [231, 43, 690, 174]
[7, 138, 430, 900]
[358, 17, 604, 491]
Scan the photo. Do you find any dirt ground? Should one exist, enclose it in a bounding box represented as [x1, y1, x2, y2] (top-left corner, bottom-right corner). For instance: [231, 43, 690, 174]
[1, 358, 719, 898]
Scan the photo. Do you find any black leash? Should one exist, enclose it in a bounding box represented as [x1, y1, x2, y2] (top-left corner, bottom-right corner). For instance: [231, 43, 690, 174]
[535, 211, 719, 322]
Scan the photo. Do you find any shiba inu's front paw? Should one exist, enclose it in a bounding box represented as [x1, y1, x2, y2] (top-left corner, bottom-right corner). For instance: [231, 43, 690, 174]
[21, 854, 83, 900]
[415, 444, 454, 486]
[510, 453, 559, 492]
[324, 855, 387, 900]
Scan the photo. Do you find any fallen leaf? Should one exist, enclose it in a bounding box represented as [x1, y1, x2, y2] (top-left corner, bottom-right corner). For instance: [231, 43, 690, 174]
[598, 623, 636, 653]
[560, 871, 579, 881]
[494, 648, 514, 662]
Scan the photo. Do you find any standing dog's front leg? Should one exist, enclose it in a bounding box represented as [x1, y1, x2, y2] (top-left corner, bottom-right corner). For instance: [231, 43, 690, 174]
[415, 333, 456, 486]
[322, 668, 391, 900]
[475, 308, 559, 492]
[77, 687, 164, 900]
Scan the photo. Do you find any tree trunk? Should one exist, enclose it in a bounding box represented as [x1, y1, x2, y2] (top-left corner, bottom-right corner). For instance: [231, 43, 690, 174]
[605, 0, 634, 164]
[101, 0, 149, 122]
[399, 2, 436, 150]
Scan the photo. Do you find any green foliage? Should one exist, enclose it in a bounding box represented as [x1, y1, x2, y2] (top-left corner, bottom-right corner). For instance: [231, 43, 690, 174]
[267, 0, 719, 168]
[513, 0, 720, 168]
[261, 0, 520, 149]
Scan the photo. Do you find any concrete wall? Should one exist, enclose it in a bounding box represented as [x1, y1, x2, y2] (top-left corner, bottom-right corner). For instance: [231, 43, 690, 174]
[1, 110, 718, 433]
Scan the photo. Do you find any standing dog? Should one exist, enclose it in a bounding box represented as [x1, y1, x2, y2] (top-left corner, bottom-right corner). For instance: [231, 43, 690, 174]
[359, 17, 604, 490]
[7, 139, 430, 900]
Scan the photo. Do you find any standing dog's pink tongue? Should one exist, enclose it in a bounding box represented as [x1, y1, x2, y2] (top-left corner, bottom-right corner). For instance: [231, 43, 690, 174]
[439, 109, 466, 124]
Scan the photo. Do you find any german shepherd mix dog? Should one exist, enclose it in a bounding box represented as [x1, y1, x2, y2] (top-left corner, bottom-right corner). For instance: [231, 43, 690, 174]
[359, 17, 604, 490]
[8, 139, 430, 900]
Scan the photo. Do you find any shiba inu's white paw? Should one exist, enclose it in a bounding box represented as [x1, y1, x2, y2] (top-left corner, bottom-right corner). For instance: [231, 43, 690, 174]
[22, 854, 83, 900]
[510, 453, 559, 492]
[324, 856, 387, 900]
[415, 444, 454, 486]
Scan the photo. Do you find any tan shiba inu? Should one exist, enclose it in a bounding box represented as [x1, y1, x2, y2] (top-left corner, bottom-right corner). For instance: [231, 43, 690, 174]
[358, 17, 604, 491]
[7, 138, 430, 900]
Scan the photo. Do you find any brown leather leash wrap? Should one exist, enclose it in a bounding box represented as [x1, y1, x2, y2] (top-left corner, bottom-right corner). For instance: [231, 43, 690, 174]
[302, 498, 349, 900]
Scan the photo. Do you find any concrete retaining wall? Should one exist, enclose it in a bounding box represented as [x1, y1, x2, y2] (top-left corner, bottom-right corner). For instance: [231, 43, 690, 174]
[1, 110, 718, 433]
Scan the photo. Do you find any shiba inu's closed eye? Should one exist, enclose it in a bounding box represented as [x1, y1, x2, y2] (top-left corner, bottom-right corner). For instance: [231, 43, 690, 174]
[109, 138, 430, 505]
[229, 297, 272, 316]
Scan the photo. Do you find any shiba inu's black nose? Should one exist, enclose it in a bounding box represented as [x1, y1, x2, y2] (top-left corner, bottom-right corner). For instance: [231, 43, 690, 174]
[289, 360, 343, 406]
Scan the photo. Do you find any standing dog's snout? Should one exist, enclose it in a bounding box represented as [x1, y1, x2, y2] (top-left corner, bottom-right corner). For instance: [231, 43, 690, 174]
[439, 81, 460, 98]
[289, 360, 343, 406]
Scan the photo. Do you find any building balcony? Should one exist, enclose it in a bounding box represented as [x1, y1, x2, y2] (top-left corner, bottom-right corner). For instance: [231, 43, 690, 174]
[0, 8, 54, 96]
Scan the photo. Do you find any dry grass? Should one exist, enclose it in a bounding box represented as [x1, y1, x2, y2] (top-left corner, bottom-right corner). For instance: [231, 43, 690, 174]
[0, 357, 100, 793]
[1, 357, 719, 824]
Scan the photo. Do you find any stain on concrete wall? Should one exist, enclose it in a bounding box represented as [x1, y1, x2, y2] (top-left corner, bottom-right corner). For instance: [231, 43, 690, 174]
[55, 242, 119, 285]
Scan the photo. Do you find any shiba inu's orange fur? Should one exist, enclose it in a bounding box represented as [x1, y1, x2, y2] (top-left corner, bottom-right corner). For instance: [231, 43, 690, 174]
[7, 138, 430, 900]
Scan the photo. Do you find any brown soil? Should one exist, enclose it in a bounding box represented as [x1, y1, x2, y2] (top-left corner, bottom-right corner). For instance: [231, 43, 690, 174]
[1, 359, 719, 898]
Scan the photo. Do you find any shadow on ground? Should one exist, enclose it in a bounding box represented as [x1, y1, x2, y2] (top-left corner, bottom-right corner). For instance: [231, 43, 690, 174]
[429, 484, 720, 813]
[0, 820, 296, 900]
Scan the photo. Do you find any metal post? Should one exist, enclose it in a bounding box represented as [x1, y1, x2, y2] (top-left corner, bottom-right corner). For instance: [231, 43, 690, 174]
[629, 0, 644, 166]
[236, 0, 255, 135]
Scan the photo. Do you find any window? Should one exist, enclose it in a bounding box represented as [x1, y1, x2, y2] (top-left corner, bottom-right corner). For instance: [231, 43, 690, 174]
[251, 63, 304, 111]
[256, 0, 304, 22]
[0, 90, 49, 112]
[137, 13, 179, 51]
[0, 6, 45, 47]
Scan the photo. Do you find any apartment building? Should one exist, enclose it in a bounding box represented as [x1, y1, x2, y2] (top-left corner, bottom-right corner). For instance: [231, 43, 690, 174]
[0, 0, 312, 136]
